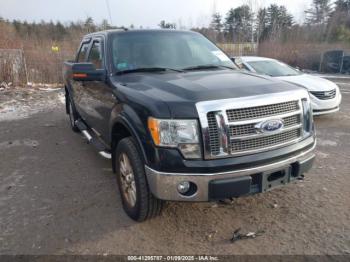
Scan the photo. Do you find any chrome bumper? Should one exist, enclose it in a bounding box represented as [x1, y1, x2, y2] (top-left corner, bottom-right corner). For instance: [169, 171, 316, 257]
[145, 143, 316, 201]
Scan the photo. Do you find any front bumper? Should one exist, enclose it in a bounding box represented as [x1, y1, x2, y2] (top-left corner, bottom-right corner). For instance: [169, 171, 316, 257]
[313, 106, 340, 116]
[310, 90, 342, 115]
[145, 143, 316, 201]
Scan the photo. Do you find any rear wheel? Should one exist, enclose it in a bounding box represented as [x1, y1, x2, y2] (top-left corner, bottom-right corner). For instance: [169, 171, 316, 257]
[67, 96, 80, 132]
[115, 137, 163, 221]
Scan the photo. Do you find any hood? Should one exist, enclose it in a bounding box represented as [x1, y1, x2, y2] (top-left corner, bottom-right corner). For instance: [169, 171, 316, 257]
[276, 74, 339, 92]
[113, 70, 306, 118]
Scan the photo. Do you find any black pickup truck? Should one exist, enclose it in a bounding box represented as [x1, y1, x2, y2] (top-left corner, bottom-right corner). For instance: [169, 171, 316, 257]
[63, 29, 315, 221]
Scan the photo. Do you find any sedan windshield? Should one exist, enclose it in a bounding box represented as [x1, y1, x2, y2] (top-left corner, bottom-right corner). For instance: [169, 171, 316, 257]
[110, 31, 237, 73]
[247, 60, 300, 77]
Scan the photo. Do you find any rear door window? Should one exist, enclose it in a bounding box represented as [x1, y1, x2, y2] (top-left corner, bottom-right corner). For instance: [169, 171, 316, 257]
[88, 40, 103, 69]
[77, 42, 90, 62]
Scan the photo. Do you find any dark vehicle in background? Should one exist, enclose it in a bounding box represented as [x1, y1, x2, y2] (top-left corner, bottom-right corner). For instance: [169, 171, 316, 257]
[63, 30, 315, 221]
[321, 50, 350, 74]
[342, 56, 350, 74]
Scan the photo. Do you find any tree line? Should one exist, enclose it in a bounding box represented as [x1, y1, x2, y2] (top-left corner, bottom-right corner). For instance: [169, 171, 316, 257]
[0, 17, 125, 43]
[204, 0, 350, 44]
[1, 0, 349, 45]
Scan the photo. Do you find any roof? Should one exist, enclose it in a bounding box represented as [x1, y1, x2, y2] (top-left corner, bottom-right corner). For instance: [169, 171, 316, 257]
[237, 56, 277, 62]
[84, 29, 196, 39]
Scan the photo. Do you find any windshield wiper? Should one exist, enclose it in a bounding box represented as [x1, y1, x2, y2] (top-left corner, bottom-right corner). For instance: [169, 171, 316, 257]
[115, 67, 184, 75]
[182, 64, 235, 71]
[220, 65, 237, 70]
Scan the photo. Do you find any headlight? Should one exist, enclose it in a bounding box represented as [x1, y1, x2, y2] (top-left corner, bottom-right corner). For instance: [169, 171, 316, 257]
[301, 97, 313, 137]
[148, 117, 201, 159]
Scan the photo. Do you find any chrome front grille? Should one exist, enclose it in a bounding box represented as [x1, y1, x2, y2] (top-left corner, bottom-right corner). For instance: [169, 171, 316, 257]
[230, 129, 301, 153]
[310, 89, 336, 100]
[207, 112, 220, 155]
[229, 114, 300, 137]
[229, 123, 256, 136]
[226, 101, 299, 121]
[283, 114, 301, 127]
[196, 91, 308, 159]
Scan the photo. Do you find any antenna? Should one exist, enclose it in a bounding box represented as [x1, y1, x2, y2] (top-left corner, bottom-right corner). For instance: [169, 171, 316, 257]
[105, 0, 113, 25]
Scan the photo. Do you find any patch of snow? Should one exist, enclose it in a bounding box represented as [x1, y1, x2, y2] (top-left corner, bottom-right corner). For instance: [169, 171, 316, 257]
[0, 88, 64, 121]
[58, 93, 65, 105]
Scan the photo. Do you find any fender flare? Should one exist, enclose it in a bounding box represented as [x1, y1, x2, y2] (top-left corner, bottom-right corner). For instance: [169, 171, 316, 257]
[110, 114, 149, 166]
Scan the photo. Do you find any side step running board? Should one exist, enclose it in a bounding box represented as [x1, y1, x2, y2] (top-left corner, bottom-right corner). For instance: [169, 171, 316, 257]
[75, 120, 112, 159]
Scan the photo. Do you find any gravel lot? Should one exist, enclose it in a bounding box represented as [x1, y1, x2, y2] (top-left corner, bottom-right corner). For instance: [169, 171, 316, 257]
[0, 81, 349, 255]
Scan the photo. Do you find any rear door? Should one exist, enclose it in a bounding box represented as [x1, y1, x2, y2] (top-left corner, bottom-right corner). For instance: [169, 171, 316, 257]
[71, 39, 91, 120]
[83, 37, 115, 141]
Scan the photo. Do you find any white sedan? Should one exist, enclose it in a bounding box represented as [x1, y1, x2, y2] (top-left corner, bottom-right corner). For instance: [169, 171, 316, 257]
[234, 56, 342, 115]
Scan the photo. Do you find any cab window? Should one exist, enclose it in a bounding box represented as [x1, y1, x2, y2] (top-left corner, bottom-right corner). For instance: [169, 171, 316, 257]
[88, 40, 103, 69]
[77, 42, 90, 62]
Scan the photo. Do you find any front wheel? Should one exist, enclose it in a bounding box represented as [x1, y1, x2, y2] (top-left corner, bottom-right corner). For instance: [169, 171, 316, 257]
[115, 137, 163, 221]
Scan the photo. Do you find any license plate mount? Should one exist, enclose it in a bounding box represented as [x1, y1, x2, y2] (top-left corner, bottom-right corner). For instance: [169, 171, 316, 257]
[261, 166, 291, 192]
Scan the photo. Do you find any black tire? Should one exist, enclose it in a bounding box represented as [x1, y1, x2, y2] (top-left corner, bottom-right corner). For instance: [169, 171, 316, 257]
[67, 95, 80, 133]
[115, 137, 163, 221]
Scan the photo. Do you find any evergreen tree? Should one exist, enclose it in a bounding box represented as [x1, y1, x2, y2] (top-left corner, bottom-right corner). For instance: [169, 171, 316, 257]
[101, 19, 111, 30]
[326, 0, 350, 41]
[13, 20, 21, 34]
[256, 8, 268, 42]
[224, 5, 253, 42]
[334, 0, 350, 12]
[224, 8, 235, 36]
[159, 20, 176, 29]
[266, 4, 293, 39]
[210, 13, 223, 32]
[54, 22, 67, 40]
[84, 17, 96, 33]
[305, 0, 332, 25]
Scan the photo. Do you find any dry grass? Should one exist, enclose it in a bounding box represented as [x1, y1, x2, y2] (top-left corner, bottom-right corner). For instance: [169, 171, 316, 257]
[0, 21, 83, 84]
[1, 19, 350, 85]
[23, 39, 81, 84]
[218, 43, 257, 57]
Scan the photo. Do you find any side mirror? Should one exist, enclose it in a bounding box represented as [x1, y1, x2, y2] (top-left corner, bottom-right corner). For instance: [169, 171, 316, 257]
[72, 63, 105, 81]
[231, 57, 244, 69]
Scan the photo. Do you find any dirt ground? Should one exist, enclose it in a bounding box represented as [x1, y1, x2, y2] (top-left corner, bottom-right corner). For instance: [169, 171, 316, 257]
[0, 82, 350, 255]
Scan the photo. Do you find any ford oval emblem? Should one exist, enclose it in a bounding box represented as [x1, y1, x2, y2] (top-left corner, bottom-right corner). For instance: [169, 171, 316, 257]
[256, 119, 284, 133]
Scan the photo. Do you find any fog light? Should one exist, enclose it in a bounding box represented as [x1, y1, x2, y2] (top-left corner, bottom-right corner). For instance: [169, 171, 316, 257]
[178, 144, 201, 159]
[177, 181, 190, 194]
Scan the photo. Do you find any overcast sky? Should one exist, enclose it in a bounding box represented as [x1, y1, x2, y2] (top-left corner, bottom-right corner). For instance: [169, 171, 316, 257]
[0, 0, 311, 28]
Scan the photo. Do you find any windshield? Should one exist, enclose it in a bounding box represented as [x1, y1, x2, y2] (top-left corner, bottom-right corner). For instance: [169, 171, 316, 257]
[110, 31, 237, 73]
[247, 60, 300, 77]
